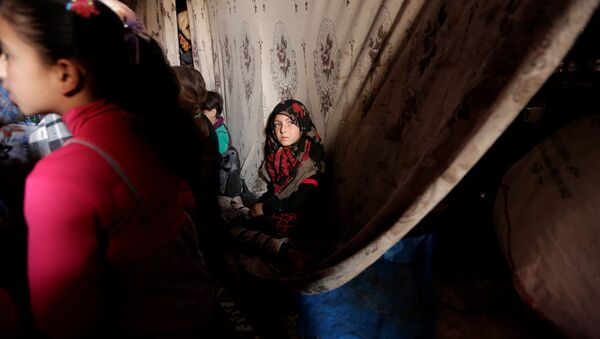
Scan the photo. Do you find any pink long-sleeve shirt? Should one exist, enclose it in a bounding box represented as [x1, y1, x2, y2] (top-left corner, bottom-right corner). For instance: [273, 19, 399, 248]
[24, 101, 192, 335]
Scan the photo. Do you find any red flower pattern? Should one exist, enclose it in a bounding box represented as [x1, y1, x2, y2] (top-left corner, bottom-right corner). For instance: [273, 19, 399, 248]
[67, 0, 100, 18]
[291, 102, 304, 118]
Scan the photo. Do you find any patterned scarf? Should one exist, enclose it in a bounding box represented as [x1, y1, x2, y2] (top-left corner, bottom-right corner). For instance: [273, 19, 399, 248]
[263, 99, 326, 195]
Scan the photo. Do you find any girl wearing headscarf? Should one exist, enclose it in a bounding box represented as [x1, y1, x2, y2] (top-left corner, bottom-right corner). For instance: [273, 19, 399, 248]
[229, 99, 326, 263]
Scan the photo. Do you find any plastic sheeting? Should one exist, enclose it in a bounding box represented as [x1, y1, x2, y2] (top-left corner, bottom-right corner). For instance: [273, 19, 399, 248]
[297, 235, 435, 339]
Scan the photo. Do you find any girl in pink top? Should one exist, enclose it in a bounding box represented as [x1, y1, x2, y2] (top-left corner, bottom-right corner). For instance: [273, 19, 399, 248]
[0, 0, 216, 336]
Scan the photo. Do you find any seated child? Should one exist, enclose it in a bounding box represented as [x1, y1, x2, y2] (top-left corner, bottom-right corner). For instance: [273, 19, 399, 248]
[171, 66, 219, 186]
[171, 66, 224, 260]
[201, 91, 245, 200]
[229, 99, 326, 267]
[201, 91, 229, 156]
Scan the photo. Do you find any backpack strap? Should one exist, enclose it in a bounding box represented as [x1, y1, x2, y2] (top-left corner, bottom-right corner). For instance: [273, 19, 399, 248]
[65, 138, 148, 212]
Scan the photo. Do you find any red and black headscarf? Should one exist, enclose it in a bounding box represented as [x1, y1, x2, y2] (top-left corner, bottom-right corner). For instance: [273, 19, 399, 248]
[263, 99, 326, 195]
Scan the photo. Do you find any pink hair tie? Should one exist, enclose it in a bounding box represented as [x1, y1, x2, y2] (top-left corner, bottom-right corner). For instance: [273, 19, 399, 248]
[66, 0, 100, 18]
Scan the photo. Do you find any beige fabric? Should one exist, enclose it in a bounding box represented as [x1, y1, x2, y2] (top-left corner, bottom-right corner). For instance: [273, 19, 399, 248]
[177, 10, 191, 40]
[494, 114, 600, 339]
[186, 0, 219, 92]
[133, 0, 179, 66]
[138, 0, 599, 293]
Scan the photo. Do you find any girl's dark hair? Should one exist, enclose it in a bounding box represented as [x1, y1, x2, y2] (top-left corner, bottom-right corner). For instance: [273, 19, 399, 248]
[171, 66, 207, 116]
[0, 0, 204, 189]
[201, 91, 223, 116]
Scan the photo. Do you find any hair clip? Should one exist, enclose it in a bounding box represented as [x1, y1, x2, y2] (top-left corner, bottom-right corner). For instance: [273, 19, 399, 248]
[66, 0, 100, 18]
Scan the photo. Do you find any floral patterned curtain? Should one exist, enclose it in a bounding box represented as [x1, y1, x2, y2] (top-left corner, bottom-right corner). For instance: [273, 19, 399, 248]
[133, 0, 180, 66]
[136, 0, 599, 292]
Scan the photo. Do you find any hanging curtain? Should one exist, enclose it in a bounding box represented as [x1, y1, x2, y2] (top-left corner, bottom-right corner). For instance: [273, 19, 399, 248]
[134, 0, 180, 66]
[139, 0, 599, 292]
[186, 0, 218, 92]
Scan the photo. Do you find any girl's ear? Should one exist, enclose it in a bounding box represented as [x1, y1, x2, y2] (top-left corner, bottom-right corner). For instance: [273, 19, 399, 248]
[54, 58, 84, 96]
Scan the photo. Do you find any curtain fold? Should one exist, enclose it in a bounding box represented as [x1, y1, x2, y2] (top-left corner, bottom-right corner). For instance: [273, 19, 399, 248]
[187, 0, 217, 91]
[134, 0, 179, 66]
[134, 0, 599, 292]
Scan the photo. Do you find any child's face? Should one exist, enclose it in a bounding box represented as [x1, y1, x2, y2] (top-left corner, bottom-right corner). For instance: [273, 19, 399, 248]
[0, 16, 60, 115]
[273, 113, 301, 147]
[202, 108, 217, 124]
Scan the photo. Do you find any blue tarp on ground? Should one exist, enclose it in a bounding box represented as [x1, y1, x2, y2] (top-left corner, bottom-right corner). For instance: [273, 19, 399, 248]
[297, 234, 436, 339]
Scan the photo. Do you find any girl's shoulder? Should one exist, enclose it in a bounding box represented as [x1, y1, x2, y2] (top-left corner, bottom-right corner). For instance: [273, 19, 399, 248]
[29, 142, 118, 191]
[24, 145, 107, 213]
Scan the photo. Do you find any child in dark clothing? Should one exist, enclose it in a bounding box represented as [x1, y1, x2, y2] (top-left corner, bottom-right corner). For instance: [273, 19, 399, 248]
[171, 66, 220, 183]
[229, 99, 326, 268]
[251, 99, 326, 234]
[201, 91, 245, 199]
[201, 91, 229, 156]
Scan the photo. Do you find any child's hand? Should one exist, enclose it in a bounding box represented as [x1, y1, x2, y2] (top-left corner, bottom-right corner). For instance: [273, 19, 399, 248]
[249, 203, 264, 217]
